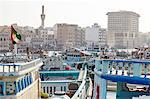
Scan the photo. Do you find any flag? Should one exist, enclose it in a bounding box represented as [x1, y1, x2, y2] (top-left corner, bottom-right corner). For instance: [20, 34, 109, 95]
[11, 25, 21, 44]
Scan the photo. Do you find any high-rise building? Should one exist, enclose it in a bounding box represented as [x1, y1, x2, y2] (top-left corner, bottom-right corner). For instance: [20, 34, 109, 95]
[107, 11, 140, 48]
[54, 23, 85, 50]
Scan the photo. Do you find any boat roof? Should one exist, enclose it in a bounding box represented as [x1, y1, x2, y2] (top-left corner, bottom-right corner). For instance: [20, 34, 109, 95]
[0, 58, 43, 76]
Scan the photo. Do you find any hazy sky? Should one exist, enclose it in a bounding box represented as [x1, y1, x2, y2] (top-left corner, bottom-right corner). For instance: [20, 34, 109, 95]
[0, 0, 150, 32]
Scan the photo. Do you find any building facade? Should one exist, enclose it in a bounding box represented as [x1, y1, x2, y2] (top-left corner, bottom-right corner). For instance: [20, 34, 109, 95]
[107, 11, 140, 49]
[99, 28, 107, 48]
[54, 23, 85, 50]
[85, 23, 100, 42]
[0, 26, 11, 52]
[17, 26, 35, 53]
[85, 23, 107, 50]
[0, 24, 55, 53]
[138, 32, 150, 47]
[31, 28, 55, 51]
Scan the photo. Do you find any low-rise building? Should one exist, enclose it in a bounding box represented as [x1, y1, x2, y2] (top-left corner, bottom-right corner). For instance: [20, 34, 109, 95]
[0, 26, 11, 52]
[85, 23, 107, 50]
[54, 23, 85, 50]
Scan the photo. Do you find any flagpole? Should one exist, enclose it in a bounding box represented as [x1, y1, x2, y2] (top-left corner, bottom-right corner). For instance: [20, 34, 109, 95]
[14, 44, 17, 55]
[13, 44, 17, 63]
[12, 45, 15, 63]
[10, 25, 15, 63]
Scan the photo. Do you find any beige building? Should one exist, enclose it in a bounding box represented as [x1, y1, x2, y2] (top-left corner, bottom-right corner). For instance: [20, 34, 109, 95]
[12, 24, 30, 53]
[107, 11, 140, 48]
[0, 24, 55, 53]
[0, 24, 25, 53]
[32, 28, 55, 51]
[0, 26, 11, 52]
[54, 23, 85, 50]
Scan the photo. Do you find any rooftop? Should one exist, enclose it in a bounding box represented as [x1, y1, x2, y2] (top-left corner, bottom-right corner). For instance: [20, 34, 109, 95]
[106, 10, 140, 17]
[40, 70, 79, 81]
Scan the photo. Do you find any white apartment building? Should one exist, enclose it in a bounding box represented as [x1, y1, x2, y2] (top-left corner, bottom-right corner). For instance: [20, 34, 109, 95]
[54, 23, 85, 50]
[107, 11, 140, 49]
[85, 23, 100, 42]
[85, 23, 107, 49]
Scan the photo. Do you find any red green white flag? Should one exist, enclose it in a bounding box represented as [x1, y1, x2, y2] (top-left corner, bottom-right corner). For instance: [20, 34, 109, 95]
[11, 25, 21, 44]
